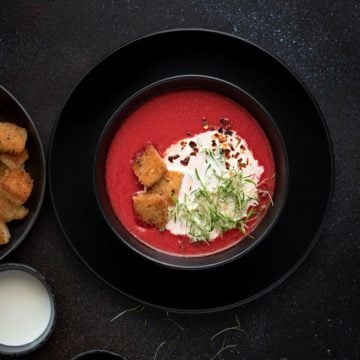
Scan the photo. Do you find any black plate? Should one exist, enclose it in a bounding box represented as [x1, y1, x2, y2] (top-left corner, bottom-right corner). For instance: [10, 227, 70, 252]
[49, 29, 333, 313]
[0, 86, 46, 261]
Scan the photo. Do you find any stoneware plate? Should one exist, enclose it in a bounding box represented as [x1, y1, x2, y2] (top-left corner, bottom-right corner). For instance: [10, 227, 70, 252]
[0, 86, 46, 261]
[49, 29, 333, 313]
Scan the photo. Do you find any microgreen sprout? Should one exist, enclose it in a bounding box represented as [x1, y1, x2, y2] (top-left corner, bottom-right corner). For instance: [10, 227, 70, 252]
[153, 341, 168, 360]
[210, 338, 237, 360]
[110, 304, 145, 322]
[162, 311, 185, 331]
[163, 317, 185, 331]
[211, 315, 248, 340]
[169, 148, 263, 242]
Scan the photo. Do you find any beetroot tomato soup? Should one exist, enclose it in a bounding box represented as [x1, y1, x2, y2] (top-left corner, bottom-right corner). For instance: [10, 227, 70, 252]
[105, 89, 275, 257]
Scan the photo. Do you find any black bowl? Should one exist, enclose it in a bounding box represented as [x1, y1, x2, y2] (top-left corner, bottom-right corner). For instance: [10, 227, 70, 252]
[0, 86, 46, 261]
[95, 75, 288, 270]
[71, 350, 126, 360]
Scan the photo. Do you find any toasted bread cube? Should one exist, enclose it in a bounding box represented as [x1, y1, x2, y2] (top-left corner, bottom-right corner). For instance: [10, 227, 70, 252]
[0, 169, 33, 205]
[0, 122, 27, 154]
[0, 220, 10, 245]
[0, 195, 28, 222]
[132, 144, 167, 188]
[133, 192, 168, 229]
[0, 149, 29, 169]
[149, 171, 183, 205]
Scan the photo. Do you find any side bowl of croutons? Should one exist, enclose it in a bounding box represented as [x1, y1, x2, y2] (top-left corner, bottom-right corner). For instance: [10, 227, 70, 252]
[0, 86, 45, 260]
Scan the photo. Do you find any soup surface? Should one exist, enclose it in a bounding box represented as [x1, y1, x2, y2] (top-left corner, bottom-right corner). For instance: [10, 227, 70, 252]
[105, 89, 275, 256]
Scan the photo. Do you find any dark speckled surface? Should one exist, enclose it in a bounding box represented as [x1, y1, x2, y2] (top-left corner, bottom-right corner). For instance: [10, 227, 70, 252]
[0, 1, 359, 359]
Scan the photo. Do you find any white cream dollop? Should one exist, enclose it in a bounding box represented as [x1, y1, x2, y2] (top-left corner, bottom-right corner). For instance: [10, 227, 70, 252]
[164, 129, 264, 240]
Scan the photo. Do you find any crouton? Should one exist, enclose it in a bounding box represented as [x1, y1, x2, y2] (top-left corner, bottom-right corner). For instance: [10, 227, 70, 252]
[0, 122, 27, 154]
[0, 220, 10, 245]
[0, 169, 33, 205]
[0, 149, 29, 169]
[149, 171, 183, 205]
[132, 144, 167, 188]
[133, 192, 168, 229]
[0, 195, 28, 222]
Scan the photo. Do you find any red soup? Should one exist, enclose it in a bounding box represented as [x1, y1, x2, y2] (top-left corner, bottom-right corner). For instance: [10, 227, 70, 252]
[105, 89, 275, 257]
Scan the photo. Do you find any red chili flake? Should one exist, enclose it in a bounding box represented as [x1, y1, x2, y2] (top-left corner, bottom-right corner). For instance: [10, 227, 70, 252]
[238, 159, 246, 169]
[218, 127, 224, 134]
[194, 147, 199, 153]
[180, 156, 190, 166]
[230, 144, 235, 151]
[225, 162, 230, 170]
[190, 151, 197, 156]
[233, 152, 240, 158]
[225, 129, 233, 136]
[240, 144, 245, 150]
[224, 149, 231, 159]
[220, 117, 231, 127]
[211, 140, 216, 147]
[202, 118, 209, 129]
[189, 141, 197, 148]
[168, 154, 180, 163]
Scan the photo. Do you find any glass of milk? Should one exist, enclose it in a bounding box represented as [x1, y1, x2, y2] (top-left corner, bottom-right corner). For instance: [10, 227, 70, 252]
[0, 263, 56, 355]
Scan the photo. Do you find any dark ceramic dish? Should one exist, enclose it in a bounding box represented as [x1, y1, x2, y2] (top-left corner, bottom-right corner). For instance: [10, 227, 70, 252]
[49, 29, 333, 312]
[0, 86, 46, 261]
[95, 75, 288, 270]
[0, 263, 56, 356]
[71, 350, 126, 360]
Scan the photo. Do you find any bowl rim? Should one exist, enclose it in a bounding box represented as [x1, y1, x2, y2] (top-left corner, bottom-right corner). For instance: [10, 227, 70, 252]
[71, 349, 126, 360]
[0, 262, 56, 355]
[0, 85, 46, 261]
[94, 74, 289, 270]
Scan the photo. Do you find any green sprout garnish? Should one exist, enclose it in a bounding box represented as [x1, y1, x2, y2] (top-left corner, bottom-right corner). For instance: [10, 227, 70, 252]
[169, 148, 263, 243]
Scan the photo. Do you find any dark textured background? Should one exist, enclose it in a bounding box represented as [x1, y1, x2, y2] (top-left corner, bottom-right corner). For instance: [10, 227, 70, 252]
[0, 1, 359, 359]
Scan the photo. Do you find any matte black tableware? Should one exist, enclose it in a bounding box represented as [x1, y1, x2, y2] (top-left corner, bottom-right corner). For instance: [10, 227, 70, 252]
[94, 75, 288, 270]
[71, 350, 126, 360]
[0, 86, 46, 261]
[49, 29, 333, 312]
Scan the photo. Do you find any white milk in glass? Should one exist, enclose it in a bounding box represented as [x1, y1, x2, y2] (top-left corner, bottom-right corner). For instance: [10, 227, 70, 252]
[0, 270, 51, 346]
